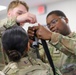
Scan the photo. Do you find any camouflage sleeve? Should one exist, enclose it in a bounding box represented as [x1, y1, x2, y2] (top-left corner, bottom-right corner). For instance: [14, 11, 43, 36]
[49, 32, 76, 56]
[0, 17, 17, 69]
[0, 17, 17, 28]
[0, 17, 17, 35]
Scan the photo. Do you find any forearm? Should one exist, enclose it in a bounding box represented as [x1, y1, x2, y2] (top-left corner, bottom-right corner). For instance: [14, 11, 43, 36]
[49, 32, 76, 55]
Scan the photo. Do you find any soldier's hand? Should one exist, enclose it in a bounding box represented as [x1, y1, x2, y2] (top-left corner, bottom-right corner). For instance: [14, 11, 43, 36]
[16, 12, 37, 25]
[27, 26, 35, 40]
[33, 24, 52, 40]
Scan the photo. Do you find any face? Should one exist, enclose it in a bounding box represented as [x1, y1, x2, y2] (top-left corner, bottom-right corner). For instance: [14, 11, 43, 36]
[7, 4, 28, 25]
[8, 4, 28, 17]
[46, 14, 70, 35]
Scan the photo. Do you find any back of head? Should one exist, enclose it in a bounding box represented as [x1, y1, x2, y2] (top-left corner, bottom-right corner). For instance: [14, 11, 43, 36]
[47, 10, 67, 18]
[2, 25, 29, 62]
[7, 0, 29, 12]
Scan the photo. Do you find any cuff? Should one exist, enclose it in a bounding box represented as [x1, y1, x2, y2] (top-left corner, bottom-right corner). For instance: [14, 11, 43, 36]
[49, 32, 62, 45]
[3, 16, 17, 29]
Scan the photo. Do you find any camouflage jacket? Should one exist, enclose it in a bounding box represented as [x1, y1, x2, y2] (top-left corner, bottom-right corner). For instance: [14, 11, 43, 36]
[1, 49, 62, 75]
[0, 17, 17, 70]
[49, 32, 76, 75]
[39, 32, 76, 75]
[39, 43, 66, 71]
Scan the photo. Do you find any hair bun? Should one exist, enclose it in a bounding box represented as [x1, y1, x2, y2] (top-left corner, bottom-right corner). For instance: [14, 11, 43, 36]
[8, 50, 21, 62]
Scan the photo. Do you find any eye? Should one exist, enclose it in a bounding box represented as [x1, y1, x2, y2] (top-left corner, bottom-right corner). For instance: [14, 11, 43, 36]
[47, 25, 50, 28]
[47, 19, 58, 28]
[17, 12, 23, 15]
[51, 19, 58, 24]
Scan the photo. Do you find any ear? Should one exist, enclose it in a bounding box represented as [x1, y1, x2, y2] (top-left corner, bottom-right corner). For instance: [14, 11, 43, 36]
[7, 10, 12, 17]
[26, 42, 30, 51]
[64, 17, 68, 23]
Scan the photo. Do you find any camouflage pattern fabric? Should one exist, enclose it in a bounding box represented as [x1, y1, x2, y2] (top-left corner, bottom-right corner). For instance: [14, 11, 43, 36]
[39, 32, 76, 75]
[0, 17, 16, 28]
[0, 17, 17, 70]
[39, 43, 66, 68]
[0, 17, 76, 75]
[49, 32, 76, 75]
[1, 49, 62, 75]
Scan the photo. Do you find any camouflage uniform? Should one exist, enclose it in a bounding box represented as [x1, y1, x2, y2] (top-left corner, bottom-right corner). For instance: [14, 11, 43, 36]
[1, 17, 76, 75]
[39, 43, 66, 68]
[1, 48, 62, 75]
[40, 32, 76, 75]
[0, 17, 17, 70]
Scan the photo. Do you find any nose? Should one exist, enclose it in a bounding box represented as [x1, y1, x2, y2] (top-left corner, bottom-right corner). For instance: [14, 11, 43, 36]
[50, 25, 57, 32]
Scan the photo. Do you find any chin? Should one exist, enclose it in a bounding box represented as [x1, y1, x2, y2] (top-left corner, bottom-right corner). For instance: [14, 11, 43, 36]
[54, 30, 59, 33]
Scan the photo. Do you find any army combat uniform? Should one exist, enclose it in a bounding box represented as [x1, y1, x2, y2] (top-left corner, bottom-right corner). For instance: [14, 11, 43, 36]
[0, 17, 76, 75]
[0, 17, 17, 70]
[1, 48, 62, 75]
[0, 18, 62, 75]
[44, 32, 76, 75]
[39, 42, 66, 67]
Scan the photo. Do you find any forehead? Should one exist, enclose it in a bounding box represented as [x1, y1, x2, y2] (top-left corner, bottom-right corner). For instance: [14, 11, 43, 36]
[13, 4, 28, 12]
[46, 14, 59, 23]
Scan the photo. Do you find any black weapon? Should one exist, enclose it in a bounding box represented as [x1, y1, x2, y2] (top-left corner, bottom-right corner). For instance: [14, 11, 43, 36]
[32, 36, 56, 75]
[31, 36, 40, 59]
[41, 39, 56, 75]
[30, 28, 56, 75]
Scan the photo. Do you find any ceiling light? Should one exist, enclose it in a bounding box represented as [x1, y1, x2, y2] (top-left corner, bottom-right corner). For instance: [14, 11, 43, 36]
[0, 5, 7, 11]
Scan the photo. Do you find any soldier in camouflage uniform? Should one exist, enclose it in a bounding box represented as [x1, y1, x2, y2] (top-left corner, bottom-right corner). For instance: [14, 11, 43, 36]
[1, 26, 62, 75]
[46, 10, 76, 75]
[0, 0, 37, 70]
[28, 10, 76, 75]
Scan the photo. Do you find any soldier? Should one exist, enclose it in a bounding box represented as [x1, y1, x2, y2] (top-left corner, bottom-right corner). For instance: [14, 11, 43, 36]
[0, 0, 37, 70]
[28, 10, 76, 75]
[1, 25, 62, 75]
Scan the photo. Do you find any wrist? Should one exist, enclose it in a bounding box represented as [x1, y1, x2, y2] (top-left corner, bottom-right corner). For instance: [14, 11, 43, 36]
[16, 16, 20, 26]
[49, 32, 61, 45]
[48, 31, 52, 40]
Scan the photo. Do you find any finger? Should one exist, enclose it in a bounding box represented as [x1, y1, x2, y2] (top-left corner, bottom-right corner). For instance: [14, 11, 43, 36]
[36, 33, 42, 39]
[27, 30, 34, 37]
[26, 17, 34, 23]
[27, 29, 34, 34]
[28, 26, 34, 30]
[33, 23, 41, 30]
[31, 16, 37, 23]
[28, 13, 37, 23]
[28, 26, 35, 32]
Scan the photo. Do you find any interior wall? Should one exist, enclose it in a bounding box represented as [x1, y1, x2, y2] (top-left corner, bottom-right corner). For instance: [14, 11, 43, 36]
[0, 0, 76, 32]
[24, 0, 76, 32]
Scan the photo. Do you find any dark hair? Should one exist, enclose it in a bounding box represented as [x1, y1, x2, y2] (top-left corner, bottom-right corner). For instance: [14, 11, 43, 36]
[2, 25, 29, 62]
[47, 10, 67, 18]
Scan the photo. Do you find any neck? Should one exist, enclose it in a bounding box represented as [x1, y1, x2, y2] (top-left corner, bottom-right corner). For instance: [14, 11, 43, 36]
[65, 29, 71, 36]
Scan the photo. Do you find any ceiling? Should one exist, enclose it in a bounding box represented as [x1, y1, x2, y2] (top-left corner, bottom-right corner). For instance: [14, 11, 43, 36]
[0, 0, 64, 8]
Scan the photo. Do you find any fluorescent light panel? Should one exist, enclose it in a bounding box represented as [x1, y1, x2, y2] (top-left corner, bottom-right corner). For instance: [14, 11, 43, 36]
[0, 5, 7, 11]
